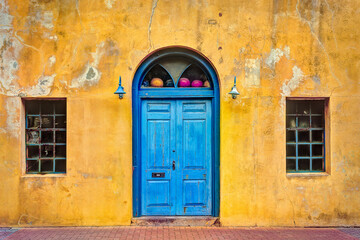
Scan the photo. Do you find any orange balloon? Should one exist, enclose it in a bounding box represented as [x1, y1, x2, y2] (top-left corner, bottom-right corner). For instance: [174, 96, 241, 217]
[203, 80, 210, 87]
[150, 78, 163, 87]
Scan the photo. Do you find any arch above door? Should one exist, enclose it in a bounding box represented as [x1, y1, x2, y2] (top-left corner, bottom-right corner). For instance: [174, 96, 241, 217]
[132, 46, 220, 217]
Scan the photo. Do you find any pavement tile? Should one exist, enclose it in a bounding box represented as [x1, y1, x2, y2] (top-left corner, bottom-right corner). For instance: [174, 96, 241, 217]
[339, 228, 360, 239]
[1, 227, 360, 240]
[0, 228, 19, 240]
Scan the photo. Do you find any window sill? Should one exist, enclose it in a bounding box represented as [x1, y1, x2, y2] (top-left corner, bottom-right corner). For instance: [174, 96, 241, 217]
[21, 174, 66, 178]
[286, 172, 329, 178]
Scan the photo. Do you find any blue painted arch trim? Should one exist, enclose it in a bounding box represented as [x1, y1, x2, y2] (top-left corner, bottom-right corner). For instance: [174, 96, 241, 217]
[132, 46, 220, 217]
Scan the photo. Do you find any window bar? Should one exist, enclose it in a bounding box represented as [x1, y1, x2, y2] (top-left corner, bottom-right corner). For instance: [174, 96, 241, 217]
[53, 103, 56, 172]
[39, 103, 43, 173]
[323, 121, 326, 172]
[295, 101, 298, 171]
[309, 103, 312, 171]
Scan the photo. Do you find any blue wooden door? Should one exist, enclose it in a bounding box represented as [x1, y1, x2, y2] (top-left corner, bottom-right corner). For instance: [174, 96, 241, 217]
[141, 99, 212, 216]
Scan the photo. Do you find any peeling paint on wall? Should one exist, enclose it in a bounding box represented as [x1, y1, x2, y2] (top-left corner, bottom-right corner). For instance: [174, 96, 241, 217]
[70, 42, 105, 89]
[265, 46, 290, 69]
[0, 0, 359, 228]
[104, 0, 116, 9]
[27, 74, 56, 96]
[70, 64, 101, 89]
[0, 0, 13, 29]
[48, 55, 56, 67]
[4, 97, 20, 138]
[0, 0, 22, 96]
[279, 65, 305, 111]
[39, 11, 54, 30]
[27, 1, 55, 30]
[244, 58, 260, 87]
[281, 66, 305, 96]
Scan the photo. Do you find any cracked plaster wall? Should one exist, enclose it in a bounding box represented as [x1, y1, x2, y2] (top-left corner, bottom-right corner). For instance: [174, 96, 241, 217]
[0, 0, 359, 227]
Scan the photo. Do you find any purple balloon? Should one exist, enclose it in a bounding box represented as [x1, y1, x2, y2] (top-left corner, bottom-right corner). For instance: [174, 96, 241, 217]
[178, 78, 190, 87]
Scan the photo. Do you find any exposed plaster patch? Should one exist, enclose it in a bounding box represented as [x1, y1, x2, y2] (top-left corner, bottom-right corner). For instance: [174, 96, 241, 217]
[312, 75, 320, 84]
[279, 65, 305, 111]
[0, 37, 23, 96]
[91, 42, 105, 66]
[0, 1, 58, 98]
[5, 97, 20, 138]
[70, 42, 105, 89]
[40, 11, 54, 30]
[71, 64, 101, 88]
[27, 0, 55, 30]
[244, 58, 260, 87]
[104, 0, 116, 9]
[48, 55, 56, 67]
[43, 32, 58, 41]
[0, 0, 13, 30]
[26, 1, 58, 41]
[27, 74, 56, 96]
[265, 46, 290, 69]
[280, 66, 305, 96]
[0, 0, 22, 96]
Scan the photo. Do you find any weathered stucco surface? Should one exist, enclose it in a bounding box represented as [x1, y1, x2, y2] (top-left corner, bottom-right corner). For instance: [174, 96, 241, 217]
[0, 0, 359, 226]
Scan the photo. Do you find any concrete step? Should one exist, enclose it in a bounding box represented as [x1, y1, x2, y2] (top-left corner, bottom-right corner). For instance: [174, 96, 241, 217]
[131, 217, 219, 227]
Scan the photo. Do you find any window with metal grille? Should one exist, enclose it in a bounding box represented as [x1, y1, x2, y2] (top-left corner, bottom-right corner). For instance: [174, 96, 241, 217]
[286, 99, 326, 172]
[25, 100, 66, 174]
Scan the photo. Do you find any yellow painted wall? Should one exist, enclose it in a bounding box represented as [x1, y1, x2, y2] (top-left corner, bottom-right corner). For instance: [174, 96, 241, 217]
[0, 0, 359, 226]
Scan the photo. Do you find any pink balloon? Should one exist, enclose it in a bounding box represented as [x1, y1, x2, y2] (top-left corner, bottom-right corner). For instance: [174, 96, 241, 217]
[178, 78, 190, 87]
[191, 80, 203, 87]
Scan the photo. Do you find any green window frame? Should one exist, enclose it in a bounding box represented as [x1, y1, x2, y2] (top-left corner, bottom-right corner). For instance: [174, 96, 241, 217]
[286, 99, 326, 172]
[25, 99, 66, 174]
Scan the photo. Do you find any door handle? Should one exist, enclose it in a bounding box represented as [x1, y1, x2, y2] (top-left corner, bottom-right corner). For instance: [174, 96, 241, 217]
[172, 161, 175, 170]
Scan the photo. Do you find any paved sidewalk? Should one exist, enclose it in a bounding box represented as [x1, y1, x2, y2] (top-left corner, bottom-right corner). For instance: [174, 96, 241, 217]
[1, 227, 360, 240]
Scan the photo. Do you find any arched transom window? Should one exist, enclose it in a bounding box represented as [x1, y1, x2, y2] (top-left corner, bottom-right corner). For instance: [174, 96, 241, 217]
[141, 57, 213, 89]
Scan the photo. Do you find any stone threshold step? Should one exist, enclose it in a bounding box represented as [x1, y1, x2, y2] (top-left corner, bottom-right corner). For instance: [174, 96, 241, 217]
[131, 217, 219, 227]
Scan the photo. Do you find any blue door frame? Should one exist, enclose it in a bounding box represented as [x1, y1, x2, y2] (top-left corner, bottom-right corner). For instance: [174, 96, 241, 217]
[132, 47, 220, 217]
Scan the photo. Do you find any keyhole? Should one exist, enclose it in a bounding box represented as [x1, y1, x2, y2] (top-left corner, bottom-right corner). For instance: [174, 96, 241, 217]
[172, 150, 175, 152]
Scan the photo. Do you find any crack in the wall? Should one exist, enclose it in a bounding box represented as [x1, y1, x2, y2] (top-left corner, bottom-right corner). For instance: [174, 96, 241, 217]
[13, 30, 40, 52]
[147, 0, 159, 52]
[75, 0, 83, 28]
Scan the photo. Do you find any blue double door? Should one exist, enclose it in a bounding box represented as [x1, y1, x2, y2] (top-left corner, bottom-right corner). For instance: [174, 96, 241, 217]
[141, 99, 213, 216]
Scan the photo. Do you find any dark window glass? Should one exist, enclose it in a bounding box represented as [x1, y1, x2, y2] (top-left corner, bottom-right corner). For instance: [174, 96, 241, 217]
[55, 160, 66, 172]
[286, 131, 296, 142]
[25, 100, 66, 174]
[298, 131, 310, 142]
[286, 100, 325, 172]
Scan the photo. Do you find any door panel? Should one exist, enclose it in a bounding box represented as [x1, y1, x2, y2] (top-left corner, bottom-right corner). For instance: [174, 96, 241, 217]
[141, 100, 176, 215]
[176, 100, 212, 215]
[141, 99, 212, 216]
[147, 120, 171, 168]
[183, 120, 206, 168]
